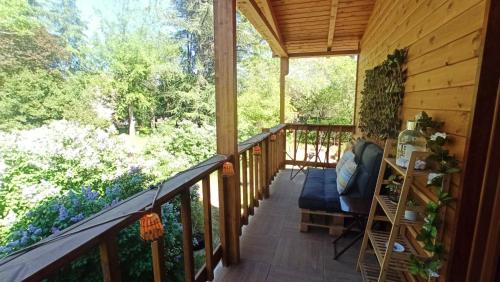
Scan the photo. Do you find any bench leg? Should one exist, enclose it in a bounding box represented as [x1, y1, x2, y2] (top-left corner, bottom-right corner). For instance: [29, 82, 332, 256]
[300, 210, 310, 232]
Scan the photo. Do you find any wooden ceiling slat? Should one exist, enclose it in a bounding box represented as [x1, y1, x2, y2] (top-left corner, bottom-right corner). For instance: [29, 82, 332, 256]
[282, 20, 330, 28]
[239, 0, 375, 57]
[279, 15, 331, 24]
[274, 3, 332, 13]
[276, 10, 331, 20]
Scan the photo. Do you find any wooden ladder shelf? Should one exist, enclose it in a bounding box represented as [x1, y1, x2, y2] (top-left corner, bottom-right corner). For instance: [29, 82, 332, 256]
[357, 139, 441, 282]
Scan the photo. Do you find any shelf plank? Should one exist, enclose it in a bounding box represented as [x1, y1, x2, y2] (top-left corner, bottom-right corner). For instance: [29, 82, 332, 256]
[359, 258, 405, 282]
[367, 230, 421, 272]
[376, 195, 424, 226]
[384, 158, 429, 176]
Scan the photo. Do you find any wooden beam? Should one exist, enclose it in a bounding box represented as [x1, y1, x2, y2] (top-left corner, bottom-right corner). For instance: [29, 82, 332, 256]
[237, 0, 288, 57]
[214, 0, 240, 265]
[327, 0, 340, 50]
[279, 57, 289, 123]
[261, 0, 283, 43]
[287, 49, 359, 58]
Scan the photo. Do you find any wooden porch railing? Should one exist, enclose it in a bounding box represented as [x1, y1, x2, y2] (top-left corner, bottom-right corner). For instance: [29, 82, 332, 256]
[0, 123, 351, 282]
[285, 124, 356, 168]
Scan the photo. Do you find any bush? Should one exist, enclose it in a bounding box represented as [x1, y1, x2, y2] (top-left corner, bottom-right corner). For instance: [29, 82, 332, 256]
[0, 119, 213, 281]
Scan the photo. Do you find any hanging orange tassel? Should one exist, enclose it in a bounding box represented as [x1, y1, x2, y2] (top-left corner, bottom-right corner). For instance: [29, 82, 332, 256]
[222, 161, 235, 177]
[270, 134, 277, 141]
[253, 145, 261, 156]
[140, 212, 164, 241]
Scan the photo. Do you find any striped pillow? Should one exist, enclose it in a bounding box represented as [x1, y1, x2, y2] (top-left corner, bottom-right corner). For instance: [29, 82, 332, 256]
[337, 159, 357, 195]
[336, 150, 355, 174]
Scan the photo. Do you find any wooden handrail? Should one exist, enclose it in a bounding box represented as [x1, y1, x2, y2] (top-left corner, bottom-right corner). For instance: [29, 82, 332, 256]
[0, 122, 332, 282]
[285, 123, 356, 168]
[0, 155, 227, 282]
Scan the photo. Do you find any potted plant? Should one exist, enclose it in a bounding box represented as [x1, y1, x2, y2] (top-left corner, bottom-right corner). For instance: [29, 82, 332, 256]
[387, 174, 403, 203]
[404, 199, 419, 221]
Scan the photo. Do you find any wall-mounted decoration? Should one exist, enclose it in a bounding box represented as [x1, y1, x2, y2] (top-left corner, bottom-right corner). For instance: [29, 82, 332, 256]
[358, 48, 408, 139]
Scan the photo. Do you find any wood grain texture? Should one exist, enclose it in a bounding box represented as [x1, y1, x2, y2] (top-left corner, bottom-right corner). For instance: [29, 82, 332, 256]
[355, 0, 487, 280]
[214, 0, 241, 265]
[237, 0, 375, 56]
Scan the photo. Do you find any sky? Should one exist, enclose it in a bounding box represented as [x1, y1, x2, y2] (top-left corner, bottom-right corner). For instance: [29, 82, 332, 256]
[76, 0, 111, 37]
[75, 0, 176, 38]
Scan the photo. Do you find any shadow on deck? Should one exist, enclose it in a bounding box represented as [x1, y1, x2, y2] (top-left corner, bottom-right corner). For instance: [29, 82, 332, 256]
[214, 169, 363, 282]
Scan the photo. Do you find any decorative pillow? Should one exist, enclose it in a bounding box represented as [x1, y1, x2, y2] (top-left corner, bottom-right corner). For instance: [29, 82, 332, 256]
[336, 150, 354, 174]
[337, 158, 358, 195]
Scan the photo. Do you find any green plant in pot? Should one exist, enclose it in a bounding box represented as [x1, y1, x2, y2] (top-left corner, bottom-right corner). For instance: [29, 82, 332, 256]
[386, 174, 403, 203]
[404, 199, 419, 221]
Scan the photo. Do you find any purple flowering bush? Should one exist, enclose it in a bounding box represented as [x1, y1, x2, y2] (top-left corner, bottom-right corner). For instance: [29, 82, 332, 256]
[0, 120, 214, 281]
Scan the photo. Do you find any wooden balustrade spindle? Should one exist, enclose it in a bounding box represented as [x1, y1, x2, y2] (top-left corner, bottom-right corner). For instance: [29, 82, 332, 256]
[202, 176, 214, 280]
[241, 151, 249, 224]
[180, 190, 195, 282]
[255, 149, 261, 204]
[293, 128, 297, 163]
[325, 129, 331, 165]
[100, 234, 122, 282]
[314, 129, 320, 165]
[337, 132, 342, 162]
[249, 149, 256, 213]
[303, 129, 309, 162]
[151, 206, 166, 282]
[262, 140, 269, 198]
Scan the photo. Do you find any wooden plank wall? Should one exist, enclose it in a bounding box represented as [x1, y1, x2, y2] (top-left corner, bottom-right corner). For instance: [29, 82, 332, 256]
[353, 0, 486, 280]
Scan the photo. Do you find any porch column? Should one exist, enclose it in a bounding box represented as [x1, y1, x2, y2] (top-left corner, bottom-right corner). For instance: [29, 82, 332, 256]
[279, 57, 289, 123]
[214, 0, 240, 265]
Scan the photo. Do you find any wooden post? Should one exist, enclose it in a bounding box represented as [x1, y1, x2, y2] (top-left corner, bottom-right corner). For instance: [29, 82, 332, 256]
[214, 0, 240, 265]
[279, 57, 289, 123]
[100, 235, 122, 282]
[151, 207, 166, 282]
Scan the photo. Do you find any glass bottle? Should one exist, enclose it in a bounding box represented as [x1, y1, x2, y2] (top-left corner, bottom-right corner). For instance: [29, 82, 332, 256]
[396, 120, 427, 168]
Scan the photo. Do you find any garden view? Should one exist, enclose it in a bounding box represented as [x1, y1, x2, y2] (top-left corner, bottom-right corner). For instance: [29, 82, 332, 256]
[0, 0, 356, 280]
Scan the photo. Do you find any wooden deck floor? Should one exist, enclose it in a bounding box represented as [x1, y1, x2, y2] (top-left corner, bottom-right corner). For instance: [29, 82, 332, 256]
[213, 169, 363, 282]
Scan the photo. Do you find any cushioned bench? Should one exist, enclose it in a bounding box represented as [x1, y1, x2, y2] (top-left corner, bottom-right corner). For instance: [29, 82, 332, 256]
[298, 168, 340, 212]
[298, 140, 383, 235]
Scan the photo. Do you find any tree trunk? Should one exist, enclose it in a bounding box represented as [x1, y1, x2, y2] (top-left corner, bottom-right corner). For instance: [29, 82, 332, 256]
[129, 105, 136, 136]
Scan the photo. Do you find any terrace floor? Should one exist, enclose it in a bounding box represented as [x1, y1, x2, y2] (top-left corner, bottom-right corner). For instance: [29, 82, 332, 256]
[213, 169, 363, 282]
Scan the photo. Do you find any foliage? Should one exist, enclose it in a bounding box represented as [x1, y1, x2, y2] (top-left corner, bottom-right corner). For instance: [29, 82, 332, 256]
[0, 120, 209, 281]
[358, 48, 408, 139]
[408, 112, 461, 279]
[288, 56, 357, 124]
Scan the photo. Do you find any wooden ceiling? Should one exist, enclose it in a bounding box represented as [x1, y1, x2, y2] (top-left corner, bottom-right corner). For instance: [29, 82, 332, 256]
[237, 0, 376, 57]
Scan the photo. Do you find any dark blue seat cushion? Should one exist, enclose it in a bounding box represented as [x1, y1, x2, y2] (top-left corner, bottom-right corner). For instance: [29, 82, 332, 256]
[298, 140, 383, 213]
[298, 168, 340, 212]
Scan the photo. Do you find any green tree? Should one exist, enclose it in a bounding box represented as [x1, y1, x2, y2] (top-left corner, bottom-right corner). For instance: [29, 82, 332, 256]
[173, 0, 215, 81]
[33, 0, 87, 72]
[288, 56, 357, 124]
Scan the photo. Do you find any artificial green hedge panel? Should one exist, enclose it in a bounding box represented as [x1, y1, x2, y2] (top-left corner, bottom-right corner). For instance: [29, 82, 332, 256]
[359, 48, 408, 139]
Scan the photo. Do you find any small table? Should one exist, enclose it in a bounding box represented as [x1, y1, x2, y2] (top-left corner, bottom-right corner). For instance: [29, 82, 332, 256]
[333, 196, 371, 259]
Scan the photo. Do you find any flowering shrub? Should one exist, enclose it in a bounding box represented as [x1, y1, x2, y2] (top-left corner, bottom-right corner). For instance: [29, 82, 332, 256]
[0, 119, 215, 281]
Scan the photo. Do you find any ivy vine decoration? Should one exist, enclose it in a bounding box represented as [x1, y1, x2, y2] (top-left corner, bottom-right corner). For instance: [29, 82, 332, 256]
[358, 48, 408, 140]
[408, 112, 460, 278]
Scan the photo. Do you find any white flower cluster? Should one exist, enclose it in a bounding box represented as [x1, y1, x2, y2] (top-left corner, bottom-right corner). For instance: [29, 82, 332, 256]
[430, 132, 447, 141]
